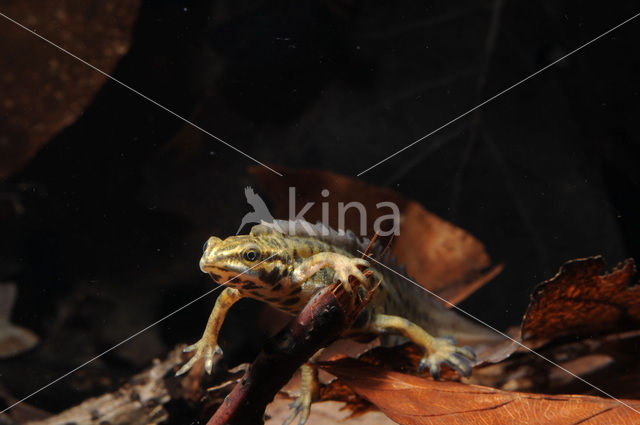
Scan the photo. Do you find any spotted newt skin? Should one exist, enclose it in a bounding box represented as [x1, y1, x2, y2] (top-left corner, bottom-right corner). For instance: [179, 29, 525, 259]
[177, 220, 499, 424]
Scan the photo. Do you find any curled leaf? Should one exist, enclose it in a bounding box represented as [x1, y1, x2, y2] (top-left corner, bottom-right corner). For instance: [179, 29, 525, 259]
[522, 256, 640, 341]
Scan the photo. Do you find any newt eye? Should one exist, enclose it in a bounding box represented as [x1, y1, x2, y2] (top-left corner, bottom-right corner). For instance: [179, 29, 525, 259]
[242, 248, 260, 262]
[202, 240, 209, 253]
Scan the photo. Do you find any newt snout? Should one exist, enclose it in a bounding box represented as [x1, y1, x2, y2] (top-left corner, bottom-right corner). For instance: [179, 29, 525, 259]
[199, 236, 222, 273]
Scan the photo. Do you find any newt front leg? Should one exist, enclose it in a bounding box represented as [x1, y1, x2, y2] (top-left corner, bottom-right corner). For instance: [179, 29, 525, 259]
[176, 287, 242, 375]
[291, 252, 369, 294]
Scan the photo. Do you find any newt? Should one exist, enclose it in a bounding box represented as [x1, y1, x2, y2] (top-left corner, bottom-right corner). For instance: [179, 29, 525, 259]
[177, 220, 500, 424]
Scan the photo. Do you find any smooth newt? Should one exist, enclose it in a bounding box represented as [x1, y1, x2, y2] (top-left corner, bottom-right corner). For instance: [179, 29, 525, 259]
[177, 220, 499, 424]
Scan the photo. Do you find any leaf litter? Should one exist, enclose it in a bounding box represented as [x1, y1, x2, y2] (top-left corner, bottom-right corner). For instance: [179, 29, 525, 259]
[253, 167, 640, 425]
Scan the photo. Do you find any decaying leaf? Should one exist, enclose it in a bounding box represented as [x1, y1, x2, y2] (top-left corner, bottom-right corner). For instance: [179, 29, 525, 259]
[321, 357, 640, 425]
[239, 170, 640, 423]
[297, 254, 640, 422]
[250, 166, 502, 305]
[522, 256, 640, 341]
[393, 201, 504, 307]
[0, 0, 141, 180]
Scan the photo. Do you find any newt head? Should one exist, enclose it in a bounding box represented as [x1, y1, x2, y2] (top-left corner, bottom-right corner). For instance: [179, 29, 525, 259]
[199, 233, 291, 291]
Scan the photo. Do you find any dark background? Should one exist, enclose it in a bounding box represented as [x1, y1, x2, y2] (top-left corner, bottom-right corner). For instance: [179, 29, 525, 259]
[1, 0, 639, 416]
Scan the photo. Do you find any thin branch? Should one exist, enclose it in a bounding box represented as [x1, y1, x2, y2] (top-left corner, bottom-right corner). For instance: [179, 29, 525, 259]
[207, 274, 373, 424]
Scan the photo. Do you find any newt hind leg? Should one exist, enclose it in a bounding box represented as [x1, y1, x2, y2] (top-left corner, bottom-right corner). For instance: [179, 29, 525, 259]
[283, 349, 323, 425]
[283, 363, 320, 425]
[370, 314, 476, 379]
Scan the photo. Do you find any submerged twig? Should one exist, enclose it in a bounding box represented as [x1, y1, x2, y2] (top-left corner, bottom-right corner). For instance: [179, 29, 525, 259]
[21, 346, 243, 425]
[207, 269, 374, 424]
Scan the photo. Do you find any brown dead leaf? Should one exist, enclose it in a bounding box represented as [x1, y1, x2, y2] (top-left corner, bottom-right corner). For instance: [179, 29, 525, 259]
[317, 378, 376, 418]
[247, 169, 640, 423]
[321, 357, 640, 425]
[0, 0, 141, 180]
[468, 257, 640, 396]
[250, 166, 501, 306]
[393, 202, 503, 306]
[522, 256, 640, 341]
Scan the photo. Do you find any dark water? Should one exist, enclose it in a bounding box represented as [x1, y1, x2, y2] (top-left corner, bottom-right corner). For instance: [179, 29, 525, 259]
[1, 0, 640, 418]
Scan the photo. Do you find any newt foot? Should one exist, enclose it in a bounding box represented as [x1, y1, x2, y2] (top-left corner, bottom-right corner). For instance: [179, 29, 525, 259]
[333, 257, 370, 294]
[291, 253, 370, 294]
[418, 336, 476, 379]
[282, 391, 313, 425]
[175, 339, 222, 376]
